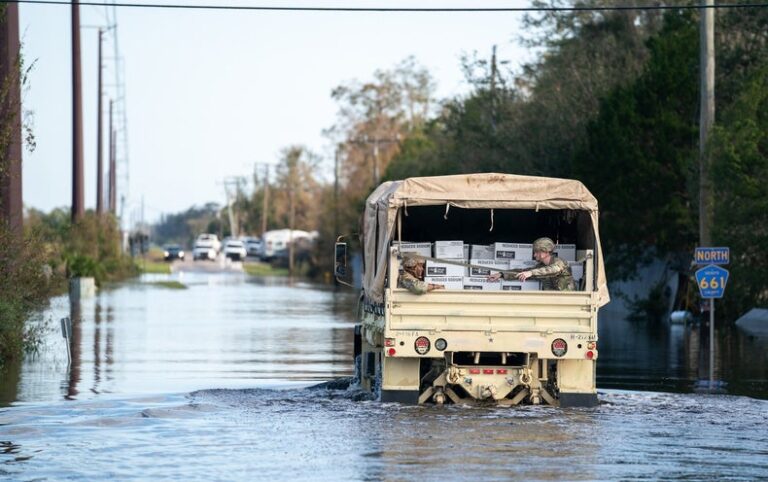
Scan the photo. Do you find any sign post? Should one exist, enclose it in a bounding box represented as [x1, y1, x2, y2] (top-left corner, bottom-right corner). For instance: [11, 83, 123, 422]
[694, 247, 729, 390]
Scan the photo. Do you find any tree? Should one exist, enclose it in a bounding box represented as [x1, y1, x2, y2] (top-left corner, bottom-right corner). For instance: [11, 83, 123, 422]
[711, 64, 768, 319]
[573, 11, 699, 280]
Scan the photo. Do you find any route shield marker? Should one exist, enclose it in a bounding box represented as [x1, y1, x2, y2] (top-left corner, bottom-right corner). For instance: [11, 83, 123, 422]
[695, 265, 729, 299]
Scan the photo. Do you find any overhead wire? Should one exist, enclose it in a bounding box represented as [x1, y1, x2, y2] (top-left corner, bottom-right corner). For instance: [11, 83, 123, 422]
[4, 0, 768, 11]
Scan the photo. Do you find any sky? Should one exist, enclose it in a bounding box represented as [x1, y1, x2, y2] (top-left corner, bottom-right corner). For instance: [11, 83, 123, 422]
[19, 0, 534, 225]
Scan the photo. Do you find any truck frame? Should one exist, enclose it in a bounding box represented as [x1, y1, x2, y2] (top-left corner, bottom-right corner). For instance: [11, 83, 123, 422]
[336, 173, 610, 408]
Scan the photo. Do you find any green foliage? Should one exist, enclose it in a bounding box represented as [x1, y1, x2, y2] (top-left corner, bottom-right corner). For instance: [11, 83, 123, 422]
[66, 253, 104, 279]
[710, 64, 768, 319]
[148, 203, 221, 248]
[573, 11, 699, 280]
[0, 223, 57, 365]
[24, 210, 139, 286]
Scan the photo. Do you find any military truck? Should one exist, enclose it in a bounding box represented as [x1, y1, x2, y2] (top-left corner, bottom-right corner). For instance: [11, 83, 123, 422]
[334, 173, 610, 407]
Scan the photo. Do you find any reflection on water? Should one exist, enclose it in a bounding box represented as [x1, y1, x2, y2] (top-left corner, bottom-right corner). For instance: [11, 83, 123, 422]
[2, 273, 358, 405]
[598, 311, 768, 398]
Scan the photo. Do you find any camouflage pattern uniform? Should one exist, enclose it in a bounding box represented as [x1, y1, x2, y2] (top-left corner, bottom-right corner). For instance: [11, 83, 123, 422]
[529, 256, 575, 291]
[398, 270, 429, 295]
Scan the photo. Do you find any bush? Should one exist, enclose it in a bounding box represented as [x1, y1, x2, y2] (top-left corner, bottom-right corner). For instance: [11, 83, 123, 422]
[0, 222, 57, 365]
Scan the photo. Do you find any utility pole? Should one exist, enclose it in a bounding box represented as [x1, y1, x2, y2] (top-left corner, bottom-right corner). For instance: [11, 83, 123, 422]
[699, 0, 715, 247]
[353, 135, 399, 187]
[261, 164, 269, 236]
[334, 147, 340, 238]
[71, 0, 85, 223]
[287, 158, 297, 276]
[0, 3, 23, 236]
[96, 29, 104, 215]
[109, 99, 116, 214]
[222, 177, 241, 238]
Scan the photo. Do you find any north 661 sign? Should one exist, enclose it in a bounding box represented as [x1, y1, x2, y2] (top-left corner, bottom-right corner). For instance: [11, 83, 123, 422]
[695, 265, 729, 299]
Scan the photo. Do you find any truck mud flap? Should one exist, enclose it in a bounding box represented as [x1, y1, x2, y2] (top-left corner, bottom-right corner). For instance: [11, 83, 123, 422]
[559, 392, 599, 408]
[381, 389, 419, 404]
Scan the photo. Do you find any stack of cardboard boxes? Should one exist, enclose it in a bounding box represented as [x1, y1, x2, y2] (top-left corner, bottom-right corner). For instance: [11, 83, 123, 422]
[395, 240, 581, 291]
[425, 240, 465, 290]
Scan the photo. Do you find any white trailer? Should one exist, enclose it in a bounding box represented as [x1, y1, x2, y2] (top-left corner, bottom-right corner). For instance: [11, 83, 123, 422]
[335, 173, 610, 407]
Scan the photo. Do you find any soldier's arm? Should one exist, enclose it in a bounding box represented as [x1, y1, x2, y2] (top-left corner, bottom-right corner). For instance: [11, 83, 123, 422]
[399, 274, 429, 295]
[529, 261, 567, 278]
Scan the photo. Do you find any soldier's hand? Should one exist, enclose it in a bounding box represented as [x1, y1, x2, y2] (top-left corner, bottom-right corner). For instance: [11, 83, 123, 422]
[428, 283, 445, 291]
[487, 272, 502, 282]
[517, 271, 532, 281]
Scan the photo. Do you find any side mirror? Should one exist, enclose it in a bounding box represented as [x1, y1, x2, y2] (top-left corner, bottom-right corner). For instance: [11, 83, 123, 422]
[334, 242, 348, 279]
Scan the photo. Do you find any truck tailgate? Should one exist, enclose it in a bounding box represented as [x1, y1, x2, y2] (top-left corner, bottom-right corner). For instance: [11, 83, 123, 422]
[388, 290, 596, 333]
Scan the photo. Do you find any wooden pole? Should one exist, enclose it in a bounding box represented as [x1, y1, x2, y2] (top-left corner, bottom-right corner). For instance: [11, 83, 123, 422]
[0, 3, 23, 235]
[699, 0, 715, 247]
[71, 0, 85, 222]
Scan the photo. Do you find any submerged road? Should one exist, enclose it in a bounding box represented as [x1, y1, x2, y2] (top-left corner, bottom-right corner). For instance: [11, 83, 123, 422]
[0, 272, 767, 480]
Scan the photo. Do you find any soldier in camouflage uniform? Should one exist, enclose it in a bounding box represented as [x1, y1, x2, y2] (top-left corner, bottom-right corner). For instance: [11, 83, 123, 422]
[489, 237, 575, 291]
[398, 256, 445, 294]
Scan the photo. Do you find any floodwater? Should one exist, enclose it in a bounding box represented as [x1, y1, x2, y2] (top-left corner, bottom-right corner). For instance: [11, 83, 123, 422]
[1, 271, 767, 481]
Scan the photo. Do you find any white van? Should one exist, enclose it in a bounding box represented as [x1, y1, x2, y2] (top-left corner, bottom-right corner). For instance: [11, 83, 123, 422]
[261, 229, 315, 260]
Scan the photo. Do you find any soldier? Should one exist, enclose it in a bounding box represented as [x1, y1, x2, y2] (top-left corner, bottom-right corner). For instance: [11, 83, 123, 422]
[398, 256, 445, 294]
[489, 237, 575, 291]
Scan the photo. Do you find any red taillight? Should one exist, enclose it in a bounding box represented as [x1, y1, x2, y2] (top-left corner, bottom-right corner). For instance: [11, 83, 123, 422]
[469, 369, 481, 374]
[385, 338, 395, 347]
[483, 369, 494, 375]
[496, 369, 508, 374]
[586, 350, 594, 359]
[387, 348, 396, 356]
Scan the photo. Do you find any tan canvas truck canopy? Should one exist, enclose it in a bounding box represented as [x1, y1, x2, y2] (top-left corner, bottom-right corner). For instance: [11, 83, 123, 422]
[362, 173, 610, 306]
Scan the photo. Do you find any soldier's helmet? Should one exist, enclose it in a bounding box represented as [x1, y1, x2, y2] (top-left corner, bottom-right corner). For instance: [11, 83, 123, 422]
[532, 237, 555, 253]
[402, 255, 421, 268]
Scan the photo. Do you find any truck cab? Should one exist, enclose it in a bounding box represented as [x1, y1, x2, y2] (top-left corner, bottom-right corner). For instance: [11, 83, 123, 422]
[336, 173, 610, 407]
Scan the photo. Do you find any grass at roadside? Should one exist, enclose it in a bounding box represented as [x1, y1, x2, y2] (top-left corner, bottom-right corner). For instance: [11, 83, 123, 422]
[148, 280, 187, 289]
[243, 262, 290, 277]
[138, 259, 171, 274]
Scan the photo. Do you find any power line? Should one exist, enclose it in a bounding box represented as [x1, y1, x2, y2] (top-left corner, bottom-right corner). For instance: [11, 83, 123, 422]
[5, 0, 768, 12]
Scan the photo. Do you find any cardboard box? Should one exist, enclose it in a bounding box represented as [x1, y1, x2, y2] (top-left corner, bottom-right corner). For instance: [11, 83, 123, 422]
[468, 259, 508, 277]
[393, 242, 432, 257]
[501, 280, 541, 291]
[434, 240, 465, 259]
[425, 276, 463, 290]
[463, 276, 502, 291]
[553, 244, 576, 261]
[494, 242, 533, 261]
[470, 244, 495, 259]
[426, 260, 466, 277]
[569, 261, 584, 281]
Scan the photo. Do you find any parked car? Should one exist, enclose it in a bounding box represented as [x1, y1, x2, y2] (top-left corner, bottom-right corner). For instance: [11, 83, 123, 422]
[163, 245, 185, 261]
[193, 240, 217, 261]
[224, 239, 247, 261]
[195, 233, 221, 253]
[244, 237, 263, 257]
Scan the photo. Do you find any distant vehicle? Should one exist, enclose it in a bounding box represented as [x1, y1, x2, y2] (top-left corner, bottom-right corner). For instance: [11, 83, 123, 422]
[195, 233, 221, 253]
[244, 237, 263, 257]
[223, 239, 247, 261]
[163, 245, 185, 261]
[261, 229, 316, 260]
[193, 240, 218, 261]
